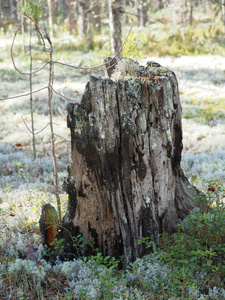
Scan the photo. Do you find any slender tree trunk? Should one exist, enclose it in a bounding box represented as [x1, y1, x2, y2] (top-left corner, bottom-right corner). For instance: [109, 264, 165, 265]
[10, 0, 18, 21]
[78, 1, 85, 40]
[66, 0, 77, 34]
[29, 21, 36, 160]
[47, 0, 56, 38]
[139, 0, 148, 27]
[189, 0, 193, 25]
[92, 1, 102, 32]
[108, 0, 123, 56]
[44, 60, 201, 266]
[222, 0, 225, 33]
[134, 0, 149, 27]
[134, 0, 140, 26]
[0, 0, 2, 19]
[158, 0, 164, 9]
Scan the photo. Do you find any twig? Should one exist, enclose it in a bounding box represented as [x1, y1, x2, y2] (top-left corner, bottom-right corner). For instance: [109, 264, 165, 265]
[56, 146, 69, 158]
[61, 85, 79, 101]
[54, 133, 70, 142]
[51, 85, 80, 103]
[21, 116, 50, 135]
[53, 56, 121, 72]
[61, 84, 79, 96]
[13, 45, 30, 58]
[0, 86, 48, 101]
[11, 27, 49, 76]
[62, 226, 83, 258]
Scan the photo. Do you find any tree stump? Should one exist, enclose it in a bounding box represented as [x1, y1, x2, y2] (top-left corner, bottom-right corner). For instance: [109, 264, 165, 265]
[61, 60, 200, 266]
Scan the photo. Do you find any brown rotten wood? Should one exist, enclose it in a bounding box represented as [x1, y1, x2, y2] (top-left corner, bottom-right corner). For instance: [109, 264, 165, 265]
[39, 204, 59, 255]
[59, 60, 201, 266]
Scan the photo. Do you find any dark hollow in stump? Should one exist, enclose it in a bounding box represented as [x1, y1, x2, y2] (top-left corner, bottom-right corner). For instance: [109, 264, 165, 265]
[62, 60, 200, 266]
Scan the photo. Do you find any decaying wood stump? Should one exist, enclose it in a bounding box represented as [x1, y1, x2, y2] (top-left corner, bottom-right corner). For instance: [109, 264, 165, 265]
[39, 204, 59, 256]
[50, 59, 201, 265]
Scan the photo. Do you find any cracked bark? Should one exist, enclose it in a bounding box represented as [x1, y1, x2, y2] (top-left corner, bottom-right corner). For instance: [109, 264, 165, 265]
[62, 61, 201, 266]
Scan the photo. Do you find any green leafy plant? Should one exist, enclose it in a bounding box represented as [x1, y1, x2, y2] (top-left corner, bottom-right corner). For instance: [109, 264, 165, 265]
[50, 237, 64, 251]
[138, 236, 156, 251]
[72, 234, 85, 257]
[84, 253, 126, 300]
[157, 185, 225, 296]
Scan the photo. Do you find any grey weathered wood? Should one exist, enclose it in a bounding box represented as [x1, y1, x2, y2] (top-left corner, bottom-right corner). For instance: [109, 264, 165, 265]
[63, 60, 200, 266]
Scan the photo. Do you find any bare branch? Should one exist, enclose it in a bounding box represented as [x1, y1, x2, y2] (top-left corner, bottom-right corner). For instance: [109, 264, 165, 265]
[54, 133, 70, 142]
[61, 85, 79, 98]
[51, 86, 80, 103]
[0, 86, 48, 101]
[16, 61, 49, 76]
[14, 45, 30, 58]
[21, 116, 50, 135]
[56, 148, 68, 158]
[11, 27, 49, 76]
[11, 27, 24, 74]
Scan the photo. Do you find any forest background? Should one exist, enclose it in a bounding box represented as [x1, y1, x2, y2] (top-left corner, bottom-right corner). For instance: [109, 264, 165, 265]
[0, 0, 225, 299]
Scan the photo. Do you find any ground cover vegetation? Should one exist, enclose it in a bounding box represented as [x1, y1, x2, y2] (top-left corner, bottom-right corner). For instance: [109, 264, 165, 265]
[0, 0, 225, 298]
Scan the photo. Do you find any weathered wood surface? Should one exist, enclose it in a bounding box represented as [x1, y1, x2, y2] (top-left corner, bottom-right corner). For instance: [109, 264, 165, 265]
[62, 60, 200, 265]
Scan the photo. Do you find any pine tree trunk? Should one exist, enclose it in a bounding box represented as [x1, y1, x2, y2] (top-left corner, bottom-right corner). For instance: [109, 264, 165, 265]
[139, 0, 148, 27]
[47, 0, 56, 38]
[67, 0, 77, 35]
[108, 0, 123, 55]
[44, 60, 201, 266]
[222, 0, 225, 33]
[91, 2, 101, 32]
[78, 1, 85, 40]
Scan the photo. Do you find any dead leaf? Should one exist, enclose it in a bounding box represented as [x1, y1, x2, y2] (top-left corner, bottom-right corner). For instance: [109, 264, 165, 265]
[15, 142, 23, 147]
